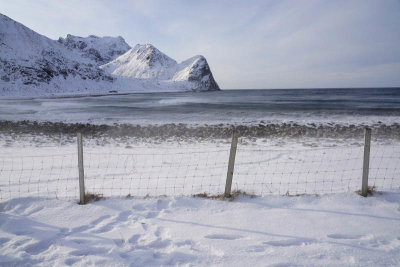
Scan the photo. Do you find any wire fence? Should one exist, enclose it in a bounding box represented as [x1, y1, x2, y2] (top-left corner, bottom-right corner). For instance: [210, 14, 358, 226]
[0, 137, 399, 201]
[84, 148, 229, 197]
[0, 153, 78, 200]
[235, 145, 399, 195]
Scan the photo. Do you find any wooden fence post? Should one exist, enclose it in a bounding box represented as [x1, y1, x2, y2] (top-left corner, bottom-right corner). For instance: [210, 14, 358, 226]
[224, 130, 238, 197]
[77, 132, 86, 204]
[361, 128, 371, 197]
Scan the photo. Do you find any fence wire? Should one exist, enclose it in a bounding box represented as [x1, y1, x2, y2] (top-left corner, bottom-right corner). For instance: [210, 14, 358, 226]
[83, 148, 230, 197]
[0, 144, 399, 201]
[235, 146, 364, 195]
[0, 153, 78, 200]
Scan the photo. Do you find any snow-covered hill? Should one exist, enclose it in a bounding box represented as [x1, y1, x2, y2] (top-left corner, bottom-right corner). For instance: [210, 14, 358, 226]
[0, 14, 114, 97]
[101, 44, 220, 91]
[0, 14, 220, 98]
[58, 34, 131, 65]
[172, 55, 220, 90]
[101, 44, 178, 79]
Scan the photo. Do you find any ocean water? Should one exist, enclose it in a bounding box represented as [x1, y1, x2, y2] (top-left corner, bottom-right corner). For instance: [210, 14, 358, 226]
[0, 88, 399, 125]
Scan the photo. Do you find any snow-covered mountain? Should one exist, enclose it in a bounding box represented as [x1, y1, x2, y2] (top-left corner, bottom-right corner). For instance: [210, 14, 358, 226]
[0, 14, 220, 98]
[58, 34, 131, 65]
[171, 55, 220, 90]
[101, 44, 219, 91]
[0, 14, 114, 97]
[102, 44, 178, 79]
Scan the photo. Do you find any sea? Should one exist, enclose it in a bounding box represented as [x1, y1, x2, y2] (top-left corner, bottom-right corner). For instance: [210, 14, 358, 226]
[0, 88, 399, 126]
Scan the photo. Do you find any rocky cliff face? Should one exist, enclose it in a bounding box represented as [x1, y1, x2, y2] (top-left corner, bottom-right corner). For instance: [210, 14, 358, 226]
[172, 55, 219, 91]
[58, 34, 131, 65]
[0, 13, 220, 97]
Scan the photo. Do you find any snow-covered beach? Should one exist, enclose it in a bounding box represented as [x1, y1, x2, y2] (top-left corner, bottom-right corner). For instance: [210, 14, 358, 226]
[1, 193, 400, 266]
[1, 120, 400, 265]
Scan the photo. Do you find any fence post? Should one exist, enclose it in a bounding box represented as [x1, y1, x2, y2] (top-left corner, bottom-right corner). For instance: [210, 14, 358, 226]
[77, 132, 86, 204]
[224, 130, 239, 197]
[361, 127, 371, 197]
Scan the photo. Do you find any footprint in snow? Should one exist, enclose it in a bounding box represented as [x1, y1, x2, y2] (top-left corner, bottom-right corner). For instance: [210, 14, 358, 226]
[175, 240, 193, 247]
[91, 213, 131, 234]
[132, 204, 145, 211]
[140, 222, 148, 230]
[245, 245, 265, 253]
[128, 234, 141, 244]
[204, 234, 242, 240]
[147, 238, 171, 249]
[24, 206, 44, 216]
[69, 247, 108, 256]
[71, 215, 111, 233]
[0, 237, 10, 246]
[13, 229, 33, 236]
[156, 199, 170, 210]
[70, 238, 90, 245]
[64, 258, 80, 266]
[327, 233, 364, 240]
[24, 238, 55, 255]
[146, 211, 159, 219]
[117, 210, 132, 220]
[90, 215, 112, 225]
[264, 238, 314, 247]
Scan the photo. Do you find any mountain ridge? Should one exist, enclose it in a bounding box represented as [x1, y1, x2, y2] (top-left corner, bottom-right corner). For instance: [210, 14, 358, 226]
[0, 13, 220, 98]
[58, 34, 131, 65]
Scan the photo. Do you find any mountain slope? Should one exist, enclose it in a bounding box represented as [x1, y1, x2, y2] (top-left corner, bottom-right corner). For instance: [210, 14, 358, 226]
[58, 34, 131, 65]
[101, 44, 220, 91]
[172, 55, 219, 90]
[0, 14, 113, 97]
[101, 44, 177, 80]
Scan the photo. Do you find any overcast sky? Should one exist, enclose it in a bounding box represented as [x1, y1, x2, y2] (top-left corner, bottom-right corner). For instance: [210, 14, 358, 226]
[1, 0, 400, 89]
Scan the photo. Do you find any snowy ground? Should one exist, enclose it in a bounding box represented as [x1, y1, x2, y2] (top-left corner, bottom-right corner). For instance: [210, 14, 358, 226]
[0, 136, 399, 265]
[1, 193, 400, 266]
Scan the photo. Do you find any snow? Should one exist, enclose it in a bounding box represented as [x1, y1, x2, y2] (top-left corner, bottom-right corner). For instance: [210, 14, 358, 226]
[101, 44, 178, 79]
[100, 45, 219, 91]
[171, 56, 208, 82]
[58, 34, 131, 65]
[1, 193, 399, 266]
[0, 13, 115, 98]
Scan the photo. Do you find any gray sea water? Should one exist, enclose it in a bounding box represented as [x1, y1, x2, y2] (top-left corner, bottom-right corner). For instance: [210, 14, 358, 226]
[0, 88, 399, 126]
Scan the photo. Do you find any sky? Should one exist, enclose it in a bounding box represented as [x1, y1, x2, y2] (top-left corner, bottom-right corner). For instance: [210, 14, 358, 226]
[1, 0, 400, 89]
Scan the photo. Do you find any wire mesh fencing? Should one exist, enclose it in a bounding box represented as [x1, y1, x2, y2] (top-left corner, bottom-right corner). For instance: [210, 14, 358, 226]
[0, 141, 399, 201]
[234, 145, 400, 195]
[369, 145, 400, 191]
[234, 146, 364, 195]
[83, 148, 230, 197]
[0, 153, 78, 200]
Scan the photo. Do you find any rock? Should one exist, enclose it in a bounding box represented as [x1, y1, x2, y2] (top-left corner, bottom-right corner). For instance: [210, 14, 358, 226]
[58, 34, 131, 65]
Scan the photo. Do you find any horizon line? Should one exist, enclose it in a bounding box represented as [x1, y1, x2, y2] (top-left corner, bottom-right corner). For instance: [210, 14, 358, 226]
[222, 87, 400, 90]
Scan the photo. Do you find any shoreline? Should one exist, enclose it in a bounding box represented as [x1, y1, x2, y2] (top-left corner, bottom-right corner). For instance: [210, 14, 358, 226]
[1, 120, 399, 141]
